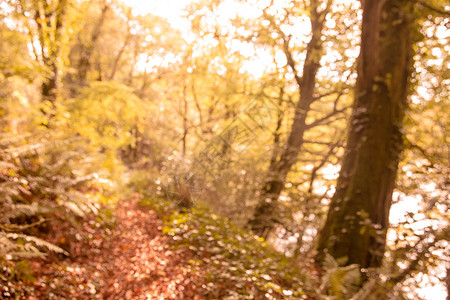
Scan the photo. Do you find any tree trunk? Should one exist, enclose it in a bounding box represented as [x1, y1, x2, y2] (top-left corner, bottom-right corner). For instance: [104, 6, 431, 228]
[181, 83, 189, 156]
[316, 0, 415, 268]
[41, 63, 59, 106]
[32, 0, 68, 107]
[108, 31, 132, 81]
[76, 2, 109, 87]
[446, 265, 450, 300]
[247, 1, 328, 237]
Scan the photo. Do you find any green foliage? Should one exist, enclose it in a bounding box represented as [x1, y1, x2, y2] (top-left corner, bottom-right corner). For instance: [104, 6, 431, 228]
[0, 26, 39, 80]
[9, 260, 35, 283]
[126, 168, 160, 195]
[1, 137, 67, 251]
[66, 81, 145, 151]
[0, 127, 113, 261]
[319, 254, 362, 300]
[140, 196, 309, 299]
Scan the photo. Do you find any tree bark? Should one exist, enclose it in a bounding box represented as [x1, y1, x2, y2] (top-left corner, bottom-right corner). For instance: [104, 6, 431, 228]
[316, 0, 416, 268]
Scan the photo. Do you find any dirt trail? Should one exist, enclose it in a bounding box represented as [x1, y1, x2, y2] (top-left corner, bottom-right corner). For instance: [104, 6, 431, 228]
[27, 198, 205, 300]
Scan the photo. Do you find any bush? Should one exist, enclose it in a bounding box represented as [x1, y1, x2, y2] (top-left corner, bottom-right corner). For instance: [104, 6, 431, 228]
[140, 196, 310, 299]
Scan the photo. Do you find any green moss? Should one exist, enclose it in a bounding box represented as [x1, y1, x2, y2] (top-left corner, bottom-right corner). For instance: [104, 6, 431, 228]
[11, 260, 35, 283]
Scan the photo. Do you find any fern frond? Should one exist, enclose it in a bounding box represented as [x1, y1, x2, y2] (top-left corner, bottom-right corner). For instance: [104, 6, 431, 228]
[0, 160, 16, 169]
[6, 203, 52, 219]
[0, 219, 46, 232]
[0, 133, 33, 148]
[7, 251, 46, 259]
[2, 143, 45, 156]
[349, 277, 378, 300]
[320, 254, 362, 300]
[4, 232, 69, 256]
[63, 201, 86, 217]
[323, 253, 340, 269]
[0, 234, 45, 259]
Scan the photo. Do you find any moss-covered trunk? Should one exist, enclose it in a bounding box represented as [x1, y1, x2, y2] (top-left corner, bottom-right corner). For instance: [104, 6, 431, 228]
[316, 0, 416, 268]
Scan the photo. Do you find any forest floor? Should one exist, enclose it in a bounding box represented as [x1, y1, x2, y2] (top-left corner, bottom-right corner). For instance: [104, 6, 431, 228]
[10, 197, 207, 300]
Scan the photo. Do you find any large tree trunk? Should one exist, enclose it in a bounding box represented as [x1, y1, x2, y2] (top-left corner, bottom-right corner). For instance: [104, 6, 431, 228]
[316, 0, 415, 268]
[247, 1, 329, 237]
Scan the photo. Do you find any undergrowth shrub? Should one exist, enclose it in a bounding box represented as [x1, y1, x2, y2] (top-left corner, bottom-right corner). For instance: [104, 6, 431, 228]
[0, 131, 115, 297]
[140, 196, 311, 299]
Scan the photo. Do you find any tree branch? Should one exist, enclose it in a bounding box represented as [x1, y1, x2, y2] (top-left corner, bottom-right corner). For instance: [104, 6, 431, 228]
[308, 139, 340, 193]
[261, 9, 303, 89]
[306, 90, 350, 129]
[412, 0, 450, 16]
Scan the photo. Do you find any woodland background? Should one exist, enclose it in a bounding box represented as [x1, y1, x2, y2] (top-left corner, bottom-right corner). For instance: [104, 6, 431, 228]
[0, 0, 449, 299]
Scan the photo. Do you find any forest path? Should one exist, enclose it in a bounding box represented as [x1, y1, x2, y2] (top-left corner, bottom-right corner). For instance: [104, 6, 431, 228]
[28, 198, 204, 300]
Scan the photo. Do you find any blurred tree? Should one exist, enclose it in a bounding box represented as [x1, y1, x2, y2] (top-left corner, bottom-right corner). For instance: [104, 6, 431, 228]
[7, 0, 72, 109]
[382, 4, 450, 295]
[66, 0, 110, 94]
[246, 0, 337, 237]
[316, 0, 417, 269]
